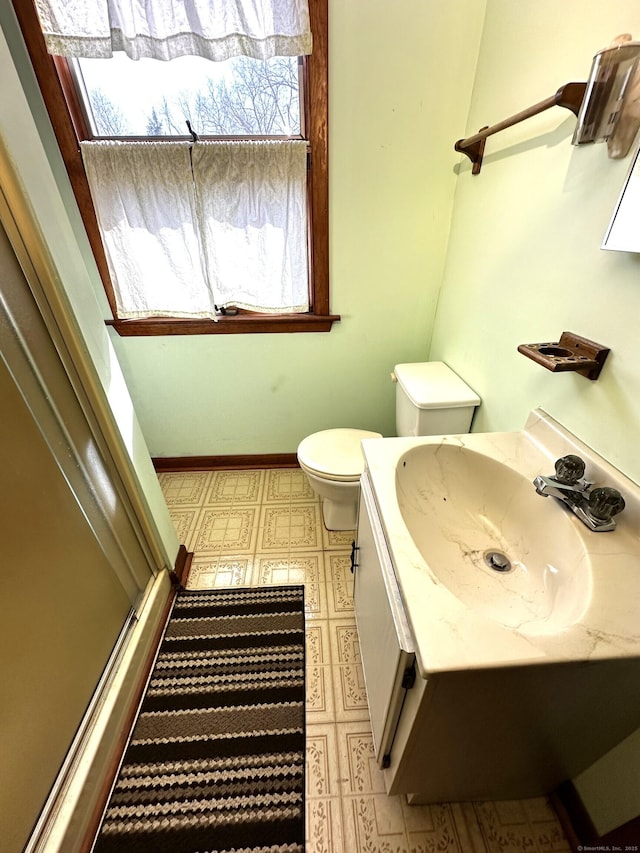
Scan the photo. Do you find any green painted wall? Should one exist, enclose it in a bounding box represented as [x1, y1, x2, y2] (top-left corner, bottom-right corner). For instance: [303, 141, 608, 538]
[109, 0, 486, 456]
[431, 0, 640, 487]
[429, 0, 640, 836]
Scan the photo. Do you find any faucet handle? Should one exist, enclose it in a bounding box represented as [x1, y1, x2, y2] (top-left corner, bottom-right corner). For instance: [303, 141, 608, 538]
[588, 487, 626, 521]
[554, 454, 586, 484]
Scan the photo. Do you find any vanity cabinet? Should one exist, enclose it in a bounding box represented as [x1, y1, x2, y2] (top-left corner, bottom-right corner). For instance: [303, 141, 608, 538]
[354, 471, 640, 803]
[353, 475, 414, 766]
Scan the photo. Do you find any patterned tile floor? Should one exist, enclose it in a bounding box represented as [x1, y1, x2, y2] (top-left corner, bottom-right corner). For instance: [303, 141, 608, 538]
[159, 468, 572, 853]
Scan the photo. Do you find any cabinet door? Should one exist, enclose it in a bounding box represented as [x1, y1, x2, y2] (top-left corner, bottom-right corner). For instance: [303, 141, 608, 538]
[354, 474, 415, 766]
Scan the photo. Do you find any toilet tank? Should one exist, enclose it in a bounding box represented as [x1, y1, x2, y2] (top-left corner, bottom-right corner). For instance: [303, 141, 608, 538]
[393, 362, 480, 437]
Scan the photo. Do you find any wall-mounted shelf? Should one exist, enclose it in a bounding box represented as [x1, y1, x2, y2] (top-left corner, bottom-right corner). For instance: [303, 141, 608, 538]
[517, 332, 610, 380]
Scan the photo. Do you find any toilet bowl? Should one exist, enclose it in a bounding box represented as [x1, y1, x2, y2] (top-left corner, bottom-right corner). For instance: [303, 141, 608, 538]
[297, 428, 382, 530]
[298, 362, 480, 531]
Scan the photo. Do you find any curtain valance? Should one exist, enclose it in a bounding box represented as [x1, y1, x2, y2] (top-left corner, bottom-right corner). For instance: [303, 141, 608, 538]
[35, 0, 312, 61]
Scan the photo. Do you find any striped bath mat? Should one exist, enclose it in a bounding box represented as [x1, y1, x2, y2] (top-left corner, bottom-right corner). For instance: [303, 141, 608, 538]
[93, 585, 305, 853]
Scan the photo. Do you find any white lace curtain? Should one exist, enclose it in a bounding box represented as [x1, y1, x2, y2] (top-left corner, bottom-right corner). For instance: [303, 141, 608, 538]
[35, 0, 312, 61]
[81, 140, 309, 319]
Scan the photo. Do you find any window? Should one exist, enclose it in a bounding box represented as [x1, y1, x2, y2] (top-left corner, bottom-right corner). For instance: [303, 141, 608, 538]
[74, 53, 303, 137]
[14, 0, 334, 335]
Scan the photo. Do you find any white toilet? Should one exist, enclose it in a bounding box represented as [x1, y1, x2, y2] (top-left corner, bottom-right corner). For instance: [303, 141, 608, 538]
[297, 361, 480, 531]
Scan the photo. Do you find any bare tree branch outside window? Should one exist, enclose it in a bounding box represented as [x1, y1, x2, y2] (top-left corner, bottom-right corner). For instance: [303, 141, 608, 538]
[80, 55, 301, 139]
[89, 88, 130, 135]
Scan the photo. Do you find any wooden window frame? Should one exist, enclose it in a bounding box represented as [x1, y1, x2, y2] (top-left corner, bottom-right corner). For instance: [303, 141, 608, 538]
[13, 0, 337, 335]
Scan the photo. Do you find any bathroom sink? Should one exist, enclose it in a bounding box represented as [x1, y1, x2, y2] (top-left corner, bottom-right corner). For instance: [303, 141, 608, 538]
[395, 443, 592, 633]
[360, 409, 640, 674]
[357, 411, 640, 806]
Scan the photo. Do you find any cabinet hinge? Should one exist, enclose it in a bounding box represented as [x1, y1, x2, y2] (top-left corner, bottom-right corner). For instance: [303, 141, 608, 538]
[402, 662, 416, 690]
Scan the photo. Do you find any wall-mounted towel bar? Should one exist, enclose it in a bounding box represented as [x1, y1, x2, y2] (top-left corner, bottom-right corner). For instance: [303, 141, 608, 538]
[454, 82, 587, 175]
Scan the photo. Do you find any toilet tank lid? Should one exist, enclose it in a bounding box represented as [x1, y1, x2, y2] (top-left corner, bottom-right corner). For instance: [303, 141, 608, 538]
[394, 362, 481, 409]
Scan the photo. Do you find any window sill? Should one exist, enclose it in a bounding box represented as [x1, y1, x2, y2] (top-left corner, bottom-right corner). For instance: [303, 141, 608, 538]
[107, 313, 340, 336]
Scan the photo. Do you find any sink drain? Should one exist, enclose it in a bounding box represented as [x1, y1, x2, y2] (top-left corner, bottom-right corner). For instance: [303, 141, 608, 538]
[484, 550, 513, 573]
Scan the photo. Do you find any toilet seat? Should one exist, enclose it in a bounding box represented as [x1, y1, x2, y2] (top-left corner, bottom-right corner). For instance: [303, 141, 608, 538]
[297, 428, 382, 482]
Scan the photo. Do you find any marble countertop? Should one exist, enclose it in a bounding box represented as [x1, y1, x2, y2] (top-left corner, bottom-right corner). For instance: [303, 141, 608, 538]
[361, 409, 640, 677]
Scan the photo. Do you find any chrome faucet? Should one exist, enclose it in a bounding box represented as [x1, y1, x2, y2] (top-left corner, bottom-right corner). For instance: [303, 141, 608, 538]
[533, 454, 625, 532]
